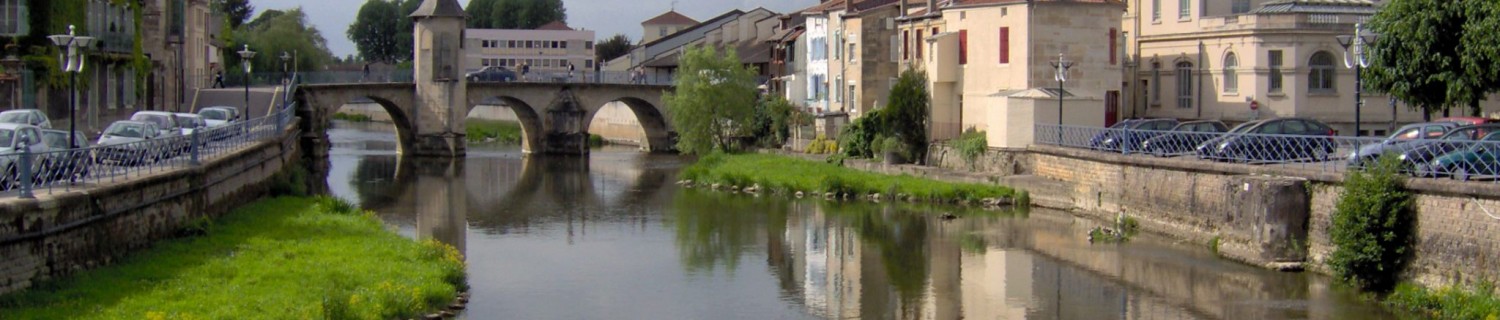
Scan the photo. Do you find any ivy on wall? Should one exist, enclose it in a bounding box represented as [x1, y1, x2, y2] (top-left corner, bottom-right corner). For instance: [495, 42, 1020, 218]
[14, 0, 148, 93]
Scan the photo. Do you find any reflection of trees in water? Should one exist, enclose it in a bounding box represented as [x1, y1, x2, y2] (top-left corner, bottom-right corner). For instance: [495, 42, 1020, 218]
[460, 155, 679, 234]
[350, 155, 405, 209]
[670, 189, 790, 275]
[819, 201, 931, 315]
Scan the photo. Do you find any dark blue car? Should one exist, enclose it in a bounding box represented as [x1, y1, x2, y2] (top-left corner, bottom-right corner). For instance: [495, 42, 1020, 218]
[466, 66, 517, 82]
[1089, 118, 1178, 154]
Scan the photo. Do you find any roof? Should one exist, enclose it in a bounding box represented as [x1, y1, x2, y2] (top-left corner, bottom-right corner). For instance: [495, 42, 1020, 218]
[536, 21, 573, 30]
[643, 11, 700, 25]
[409, 0, 466, 18]
[638, 10, 745, 49]
[1254, 0, 1377, 14]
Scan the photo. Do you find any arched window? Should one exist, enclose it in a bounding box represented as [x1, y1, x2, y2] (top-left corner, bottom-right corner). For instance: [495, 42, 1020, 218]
[1309, 51, 1336, 92]
[1176, 61, 1193, 109]
[1223, 52, 1238, 93]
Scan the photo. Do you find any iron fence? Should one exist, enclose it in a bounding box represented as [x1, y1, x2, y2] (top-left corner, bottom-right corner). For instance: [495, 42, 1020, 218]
[0, 99, 295, 198]
[1035, 124, 1500, 182]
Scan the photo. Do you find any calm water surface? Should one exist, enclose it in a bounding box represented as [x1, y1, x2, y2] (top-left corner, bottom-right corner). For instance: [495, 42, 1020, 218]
[322, 121, 1401, 320]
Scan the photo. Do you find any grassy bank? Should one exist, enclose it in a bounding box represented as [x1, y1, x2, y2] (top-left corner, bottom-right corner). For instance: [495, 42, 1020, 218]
[0, 196, 466, 320]
[466, 119, 523, 144]
[1384, 283, 1500, 319]
[333, 112, 374, 122]
[683, 153, 1022, 204]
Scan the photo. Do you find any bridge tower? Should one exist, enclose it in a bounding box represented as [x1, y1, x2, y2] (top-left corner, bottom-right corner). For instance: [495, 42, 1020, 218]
[409, 0, 469, 157]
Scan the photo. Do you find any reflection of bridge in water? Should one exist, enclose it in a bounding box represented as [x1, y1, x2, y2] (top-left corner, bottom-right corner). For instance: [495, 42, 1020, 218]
[342, 151, 683, 249]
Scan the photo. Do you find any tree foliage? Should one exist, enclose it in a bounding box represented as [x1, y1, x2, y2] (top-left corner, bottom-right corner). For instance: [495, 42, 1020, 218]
[227, 8, 336, 75]
[749, 95, 796, 147]
[839, 69, 931, 163]
[595, 34, 633, 64]
[664, 46, 759, 154]
[465, 0, 567, 29]
[348, 0, 404, 63]
[217, 0, 256, 29]
[1365, 0, 1500, 116]
[1328, 155, 1415, 293]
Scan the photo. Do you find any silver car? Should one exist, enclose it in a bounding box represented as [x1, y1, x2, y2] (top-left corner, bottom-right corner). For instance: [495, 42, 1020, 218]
[0, 109, 51, 129]
[0, 123, 52, 189]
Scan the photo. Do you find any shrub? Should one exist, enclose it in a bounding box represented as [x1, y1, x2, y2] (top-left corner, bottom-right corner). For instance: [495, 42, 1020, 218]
[1328, 155, 1415, 292]
[838, 112, 882, 158]
[954, 129, 988, 167]
[1386, 282, 1500, 320]
[880, 136, 906, 161]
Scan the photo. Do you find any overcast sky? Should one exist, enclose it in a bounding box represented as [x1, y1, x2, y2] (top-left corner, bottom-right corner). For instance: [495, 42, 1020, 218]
[250, 0, 817, 58]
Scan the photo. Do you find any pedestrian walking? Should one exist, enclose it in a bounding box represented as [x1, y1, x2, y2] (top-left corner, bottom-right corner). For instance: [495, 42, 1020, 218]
[521, 63, 531, 82]
[213, 71, 224, 88]
[568, 62, 576, 81]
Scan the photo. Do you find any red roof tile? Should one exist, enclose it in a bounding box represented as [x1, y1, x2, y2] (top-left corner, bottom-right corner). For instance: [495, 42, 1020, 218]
[536, 21, 574, 30]
[643, 11, 699, 25]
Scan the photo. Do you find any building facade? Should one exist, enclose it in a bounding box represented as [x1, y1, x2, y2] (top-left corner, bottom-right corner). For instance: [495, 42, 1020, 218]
[465, 23, 597, 79]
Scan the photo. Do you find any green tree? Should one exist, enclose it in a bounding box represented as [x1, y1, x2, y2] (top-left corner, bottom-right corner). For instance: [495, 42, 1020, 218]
[884, 70, 931, 162]
[217, 0, 256, 29]
[1365, 0, 1500, 117]
[664, 46, 759, 154]
[466, 0, 566, 29]
[232, 8, 335, 74]
[1328, 156, 1415, 292]
[595, 34, 633, 64]
[347, 0, 403, 63]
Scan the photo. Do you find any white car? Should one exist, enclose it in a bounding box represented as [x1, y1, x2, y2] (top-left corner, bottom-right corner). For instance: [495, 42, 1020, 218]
[96, 121, 168, 166]
[0, 109, 51, 129]
[198, 107, 239, 128]
[174, 113, 207, 136]
[0, 123, 53, 189]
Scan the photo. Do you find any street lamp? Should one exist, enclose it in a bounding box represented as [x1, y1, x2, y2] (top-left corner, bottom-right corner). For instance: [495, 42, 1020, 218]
[1050, 53, 1074, 144]
[238, 45, 256, 122]
[280, 51, 291, 85]
[1336, 23, 1379, 137]
[49, 25, 96, 148]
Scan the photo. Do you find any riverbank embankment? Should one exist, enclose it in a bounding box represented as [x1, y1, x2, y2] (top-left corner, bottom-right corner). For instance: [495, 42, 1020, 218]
[0, 196, 466, 319]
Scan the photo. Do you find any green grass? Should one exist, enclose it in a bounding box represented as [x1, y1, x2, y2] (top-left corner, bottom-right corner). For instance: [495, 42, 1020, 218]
[465, 119, 523, 144]
[332, 112, 374, 122]
[1385, 282, 1500, 320]
[683, 153, 1022, 204]
[0, 196, 466, 320]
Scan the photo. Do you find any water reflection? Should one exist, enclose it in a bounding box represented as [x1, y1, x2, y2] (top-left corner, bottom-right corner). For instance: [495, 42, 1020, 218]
[324, 121, 1398, 319]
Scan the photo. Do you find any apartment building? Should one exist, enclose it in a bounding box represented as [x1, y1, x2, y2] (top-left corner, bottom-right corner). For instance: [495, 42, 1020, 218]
[465, 21, 597, 78]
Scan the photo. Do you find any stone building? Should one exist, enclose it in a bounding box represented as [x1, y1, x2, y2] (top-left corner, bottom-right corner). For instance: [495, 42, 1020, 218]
[465, 22, 597, 80]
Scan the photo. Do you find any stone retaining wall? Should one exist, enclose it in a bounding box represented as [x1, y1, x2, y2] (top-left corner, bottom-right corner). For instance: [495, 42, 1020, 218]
[0, 126, 303, 295]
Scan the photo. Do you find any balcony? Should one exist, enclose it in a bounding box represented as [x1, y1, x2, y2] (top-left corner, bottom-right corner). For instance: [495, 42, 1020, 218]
[1196, 13, 1368, 33]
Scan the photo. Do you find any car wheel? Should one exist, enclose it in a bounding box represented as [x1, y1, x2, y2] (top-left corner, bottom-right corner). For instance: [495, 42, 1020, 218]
[1456, 166, 1472, 181]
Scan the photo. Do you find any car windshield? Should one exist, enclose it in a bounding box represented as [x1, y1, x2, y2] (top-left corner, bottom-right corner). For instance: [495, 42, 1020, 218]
[133, 115, 172, 129]
[105, 124, 146, 138]
[0, 129, 13, 148]
[200, 109, 229, 120]
[41, 131, 68, 148]
[0, 113, 25, 123]
[175, 117, 197, 128]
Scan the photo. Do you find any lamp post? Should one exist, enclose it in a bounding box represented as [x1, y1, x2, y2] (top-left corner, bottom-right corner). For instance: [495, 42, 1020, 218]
[49, 25, 97, 148]
[238, 45, 256, 122]
[1050, 53, 1074, 144]
[280, 51, 291, 86]
[1336, 23, 1379, 137]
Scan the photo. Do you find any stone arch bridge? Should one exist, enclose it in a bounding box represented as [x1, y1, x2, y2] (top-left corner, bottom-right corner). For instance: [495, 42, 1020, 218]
[295, 82, 676, 157]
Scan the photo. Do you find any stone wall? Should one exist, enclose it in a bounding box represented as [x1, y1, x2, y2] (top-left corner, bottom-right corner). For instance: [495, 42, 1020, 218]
[1009, 145, 1500, 289]
[926, 144, 1031, 175]
[0, 126, 302, 295]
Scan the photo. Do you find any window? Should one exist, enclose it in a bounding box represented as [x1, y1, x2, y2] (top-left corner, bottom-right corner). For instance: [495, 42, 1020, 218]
[958, 29, 968, 65]
[1108, 28, 1117, 65]
[1223, 52, 1238, 93]
[915, 30, 924, 59]
[1176, 61, 1192, 108]
[1269, 50, 1284, 92]
[585, 41, 593, 49]
[1309, 51, 1336, 92]
[1179, 0, 1190, 19]
[1152, 0, 1161, 21]
[891, 35, 900, 61]
[526, 41, 534, 48]
[835, 76, 843, 102]
[902, 30, 910, 60]
[585, 60, 594, 68]
[834, 34, 841, 60]
[848, 84, 856, 109]
[561, 41, 568, 49]
[659, 26, 668, 37]
[848, 42, 855, 62]
[1232, 0, 1251, 14]
[999, 27, 1010, 64]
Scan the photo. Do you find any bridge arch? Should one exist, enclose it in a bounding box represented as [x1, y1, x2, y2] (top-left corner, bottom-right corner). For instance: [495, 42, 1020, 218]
[582, 95, 675, 153]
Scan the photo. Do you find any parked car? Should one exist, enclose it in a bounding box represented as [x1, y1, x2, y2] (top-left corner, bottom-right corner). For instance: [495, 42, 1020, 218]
[1089, 118, 1178, 153]
[1399, 124, 1500, 177]
[1346, 122, 1457, 167]
[1195, 118, 1338, 163]
[1428, 131, 1500, 181]
[130, 111, 188, 154]
[0, 123, 52, 190]
[0, 109, 51, 129]
[198, 107, 238, 127]
[1433, 117, 1500, 126]
[38, 129, 92, 182]
[466, 66, 517, 82]
[96, 121, 168, 166]
[1139, 120, 1230, 156]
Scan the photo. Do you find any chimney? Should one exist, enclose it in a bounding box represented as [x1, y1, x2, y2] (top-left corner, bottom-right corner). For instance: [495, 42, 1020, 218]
[845, 0, 853, 12]
[900, 0, 907, 17]
[927, 0, 936, 14]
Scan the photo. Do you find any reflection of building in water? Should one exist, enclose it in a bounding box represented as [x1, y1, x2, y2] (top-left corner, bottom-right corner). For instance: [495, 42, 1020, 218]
[412, 158, 468, 253]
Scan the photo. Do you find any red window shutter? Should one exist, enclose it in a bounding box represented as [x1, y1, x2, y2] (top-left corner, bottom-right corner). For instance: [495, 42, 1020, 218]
[903, 30, 910, 60]
[959, 29, 969, 65]
[999, 27, 1010, 64]
[1109, 28, 1118, 65]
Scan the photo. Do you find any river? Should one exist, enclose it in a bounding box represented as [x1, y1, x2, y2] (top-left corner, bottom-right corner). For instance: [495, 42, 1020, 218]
[321, 120, 1402, 320]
